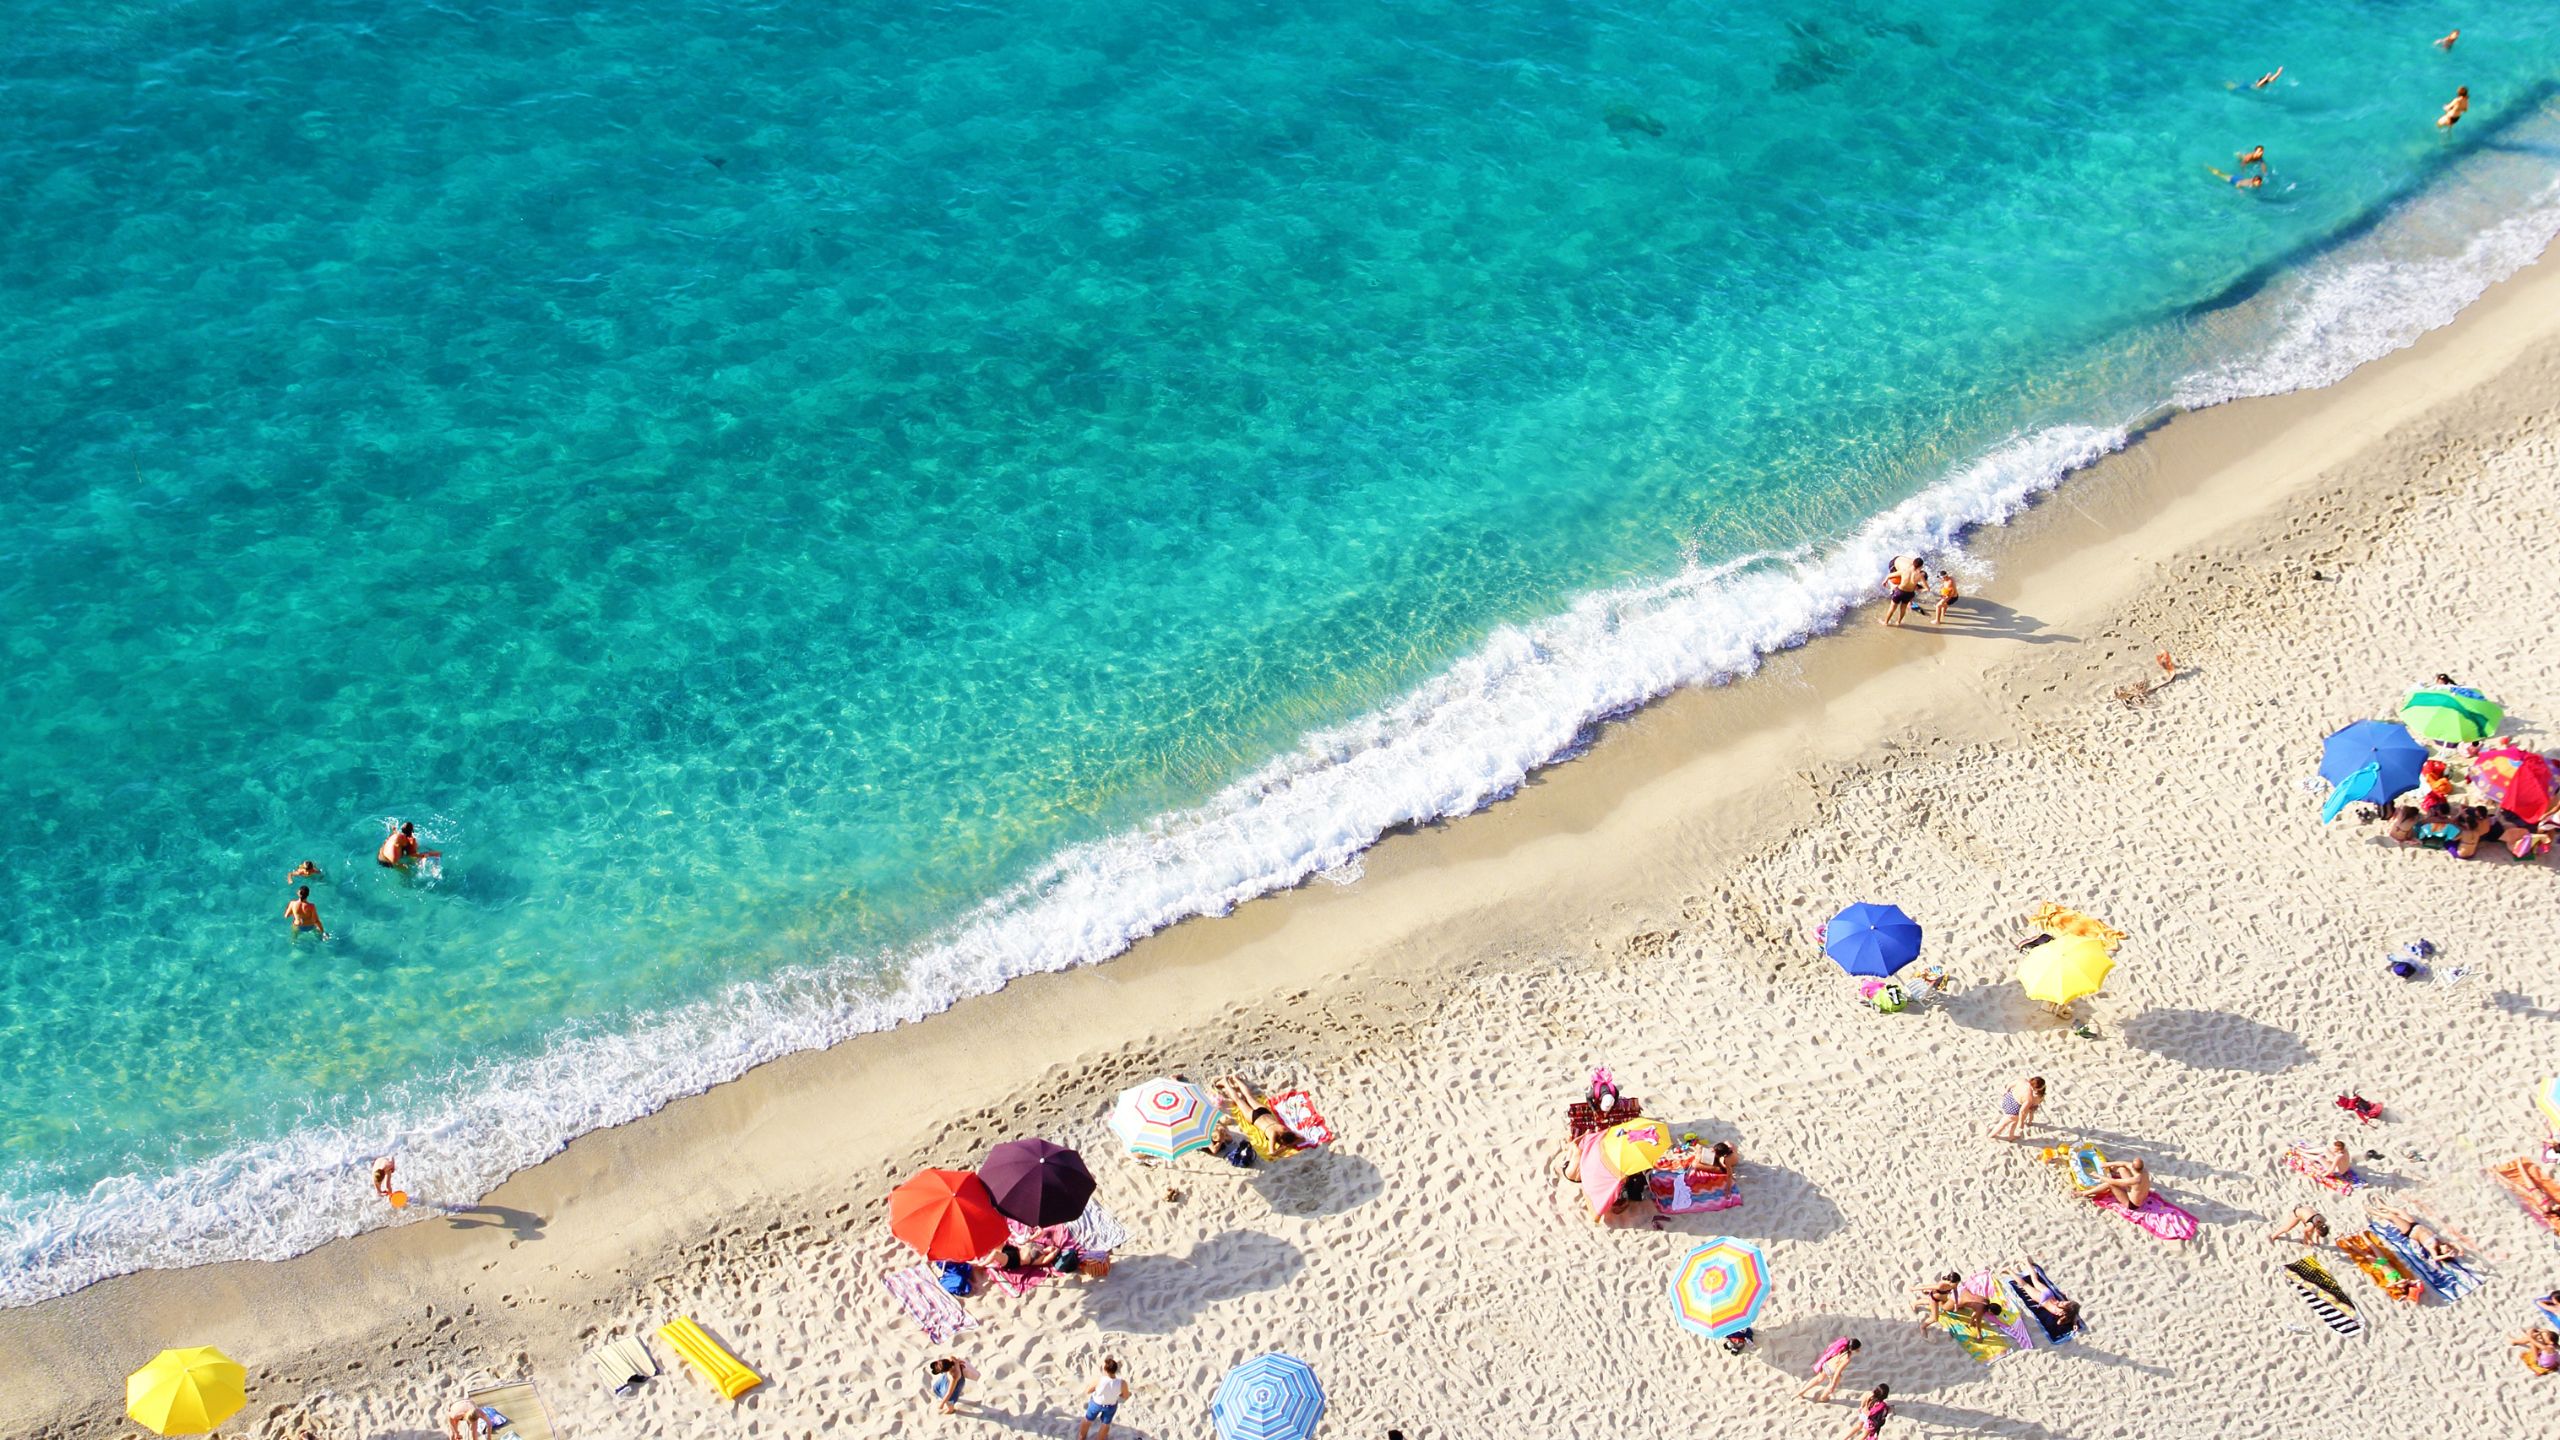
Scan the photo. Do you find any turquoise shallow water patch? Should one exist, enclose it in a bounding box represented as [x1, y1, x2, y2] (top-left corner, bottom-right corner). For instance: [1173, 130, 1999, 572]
[2, 2, 2556, 1299]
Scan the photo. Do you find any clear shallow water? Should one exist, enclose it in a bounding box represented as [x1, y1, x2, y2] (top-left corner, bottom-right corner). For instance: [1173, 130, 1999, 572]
[3, 2, 2556, 1300]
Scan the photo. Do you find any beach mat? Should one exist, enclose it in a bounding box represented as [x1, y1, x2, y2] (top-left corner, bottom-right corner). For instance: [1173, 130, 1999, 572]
[2282, 1258, 2362, 1338]
[2282, 1141, 2362, 1195]
[466, 1379, 560, 1440]
[1963, 1269, 2037, 1350]
[1268, 1089, 1335, 1146]
[1931, 1308, 2020, 1364]
[885, 1264, 976, 1345]
[2366, 1217, 2479, 1302]
[2492, 1158, 2560, 1235]
[2090, 1190, 2197, 1241]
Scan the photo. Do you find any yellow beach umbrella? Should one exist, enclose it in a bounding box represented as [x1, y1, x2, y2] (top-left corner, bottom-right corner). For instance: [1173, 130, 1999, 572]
[1599, 1118, 1675, 1177]
[127, 1346, 246, 1435]
[2018, 935, 2114, 1006]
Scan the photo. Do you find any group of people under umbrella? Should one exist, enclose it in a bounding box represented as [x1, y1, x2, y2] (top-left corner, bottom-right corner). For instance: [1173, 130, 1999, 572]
[2322, 679, 2557, 860]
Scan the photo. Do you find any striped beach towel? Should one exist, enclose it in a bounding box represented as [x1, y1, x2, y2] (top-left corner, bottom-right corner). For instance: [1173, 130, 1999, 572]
[2283, 1258, 2362, 1338]
[2366, 1217, 2479, 1302]
[1962, 1270, 2038, 1351]
[884, 1263, 976, 1344]
[1069, 1201, 1129, 1254]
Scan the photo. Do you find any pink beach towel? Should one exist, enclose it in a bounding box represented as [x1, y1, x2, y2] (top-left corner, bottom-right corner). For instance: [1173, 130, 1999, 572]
[2283, 1142, 2362, 1195]
[1268, 1090, 1334, 1146]
[1577, 1134, 1622, 1219]
[884, 1264, 975, 1344]
[1960, 1269, 2038, 1351]
[2091, 1190, 2198, 1241]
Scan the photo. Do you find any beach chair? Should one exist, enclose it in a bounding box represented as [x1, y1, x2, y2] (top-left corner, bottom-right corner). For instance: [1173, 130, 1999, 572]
[465, 1374, 561, 1440]
[585, 1335, 658, 1396]
[658, 1317, 763, 1399]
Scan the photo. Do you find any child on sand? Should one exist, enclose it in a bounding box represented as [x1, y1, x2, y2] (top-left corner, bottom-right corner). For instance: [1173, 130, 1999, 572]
[1842, 1384, 1892, 1439]
[1988, 1077, 2044, 1141]
[1931, 570, 1958, 626]
[926, 1356, 976, 1415]
[1794, 1337, 1861, 1401]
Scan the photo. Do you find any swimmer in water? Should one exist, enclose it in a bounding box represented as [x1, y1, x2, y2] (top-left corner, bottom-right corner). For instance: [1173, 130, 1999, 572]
[285, 885, 328, 938]
[288, 859, 322, 883]
[2435, 30, 2459, 52]
[2207, 166, 2266, 190]
[2236, 145, 2267, 173]
[2253, 67, 2282, 90]
[2438, 86, 2469, 128]
[378, 820, 441, 870]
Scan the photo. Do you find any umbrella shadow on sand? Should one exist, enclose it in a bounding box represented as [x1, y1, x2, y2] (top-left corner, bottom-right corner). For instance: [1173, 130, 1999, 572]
[1938, 982, 2082, 1036]
[2118, 1008, 2314, 1074]
[1252, 1149, 1384, 1218]
[1077, 1229, 1304, 1334]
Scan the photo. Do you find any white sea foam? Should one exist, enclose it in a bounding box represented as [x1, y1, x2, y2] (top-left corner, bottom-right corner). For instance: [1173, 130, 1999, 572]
[5, 175, 2557, 1310]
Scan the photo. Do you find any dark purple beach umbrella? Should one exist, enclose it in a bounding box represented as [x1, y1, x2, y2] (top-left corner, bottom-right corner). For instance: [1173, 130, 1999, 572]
[979, 1138, 1096, 1227]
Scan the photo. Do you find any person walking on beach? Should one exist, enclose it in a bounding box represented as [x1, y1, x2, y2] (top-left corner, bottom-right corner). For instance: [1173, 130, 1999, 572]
[2439, 86, 2469, 128]
[285, 885, 328, 939]
[378, 819, 441, 870]
[1988, 1076, 2044, 1141]
[1841, 1384, 1892, 1439]
[1075, 1356, 1130, 1439]
[1794, 1336, 1861, 1401]
[925, 1355, 975, 1416]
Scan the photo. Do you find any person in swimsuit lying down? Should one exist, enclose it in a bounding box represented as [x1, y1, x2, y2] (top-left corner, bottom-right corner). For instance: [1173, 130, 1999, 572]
[1210, 1074, 1306, 1156]
[2005, 1257, 2083, 1336]
[2370, 1202, 2467, 1261]
[2267, 1206, 2329, 1248]
[2093, 1157, 2152, 1207]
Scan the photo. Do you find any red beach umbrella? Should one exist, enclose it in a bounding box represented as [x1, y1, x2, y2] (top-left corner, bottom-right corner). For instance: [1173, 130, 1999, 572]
[979, 1138, 1096, 1228]
[888, 1169, 1008, 1261]
[2474, 746, 2557, 825]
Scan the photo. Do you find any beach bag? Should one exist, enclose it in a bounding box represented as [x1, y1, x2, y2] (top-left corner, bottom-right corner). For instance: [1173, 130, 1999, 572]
[936, 1260, 974, 1297]
[2336, 1093, 2383, 1125]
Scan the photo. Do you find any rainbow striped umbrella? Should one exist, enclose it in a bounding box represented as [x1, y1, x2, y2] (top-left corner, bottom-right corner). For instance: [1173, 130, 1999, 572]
[2536, 1075, 2560, 1131]
[1213, 1353, 1324, 1440]
[1671, 1237, 1770, 1339]
[1110, 1077, 1218, 1160]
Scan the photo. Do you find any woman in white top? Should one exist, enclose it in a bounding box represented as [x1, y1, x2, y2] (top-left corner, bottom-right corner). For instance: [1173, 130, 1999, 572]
[1077, 1357, 1132, 1440]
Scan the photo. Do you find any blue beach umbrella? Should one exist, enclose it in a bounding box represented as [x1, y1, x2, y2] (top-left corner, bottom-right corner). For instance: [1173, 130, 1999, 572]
[1824, 903, 1923, 979]
[1213, 1353, 1325, 1440]
[2317, 720, 2429, 819]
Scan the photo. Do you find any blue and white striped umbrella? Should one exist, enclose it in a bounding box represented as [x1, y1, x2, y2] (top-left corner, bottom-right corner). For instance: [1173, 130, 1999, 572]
[1212, 1352, 1325, 1440]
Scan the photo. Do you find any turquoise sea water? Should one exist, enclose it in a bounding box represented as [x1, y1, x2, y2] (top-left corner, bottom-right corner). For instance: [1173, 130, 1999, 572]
[4, 2, 2557, 1300]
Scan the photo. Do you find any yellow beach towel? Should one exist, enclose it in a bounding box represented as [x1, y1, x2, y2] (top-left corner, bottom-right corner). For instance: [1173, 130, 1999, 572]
[657, 1317, 762, 1399]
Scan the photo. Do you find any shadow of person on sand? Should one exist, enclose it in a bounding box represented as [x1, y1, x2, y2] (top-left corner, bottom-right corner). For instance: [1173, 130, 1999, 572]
[1915, 597, 2077, 645]
[1753, 1313, 1995, 1398]
[2120, 1008, 2315, 1073]
[1895, 1399, 2073, 1439]
[1079, 1229, 1303, 1334]
[2493, 989, 2560, 1022]
[441, 1203, 547, 1242]
[1253, 1149, 1384, 1218]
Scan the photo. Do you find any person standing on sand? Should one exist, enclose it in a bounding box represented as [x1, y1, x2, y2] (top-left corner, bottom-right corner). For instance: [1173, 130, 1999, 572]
[1988, 1076, 2044, 1140]
[1880, 558, 1921, 627]
[445, 1404, 492, 1440]
[1841, 1384, 1892, 1439]
[1075, 1356, 1130, 1439]
[285, 885, 328, 939]
[1794, 1336, 1861, 1401]
[2439, 86, 2469, 128]
[925, 1355, 975, 1415]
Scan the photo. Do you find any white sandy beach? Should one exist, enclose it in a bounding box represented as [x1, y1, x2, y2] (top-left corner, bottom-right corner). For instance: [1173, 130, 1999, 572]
[8, 247, 2560, 1439]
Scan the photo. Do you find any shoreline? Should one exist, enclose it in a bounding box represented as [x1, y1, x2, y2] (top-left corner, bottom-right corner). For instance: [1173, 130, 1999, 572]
[9, 237, 2560, 1434]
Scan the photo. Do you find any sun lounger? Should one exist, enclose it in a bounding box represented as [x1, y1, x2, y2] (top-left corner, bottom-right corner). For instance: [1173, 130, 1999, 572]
[884, 1263, 976, 1345]
[657, 1316, 763, 1399]
[586, 1335, 658, 1396]
[466, 1376, 560, 1440]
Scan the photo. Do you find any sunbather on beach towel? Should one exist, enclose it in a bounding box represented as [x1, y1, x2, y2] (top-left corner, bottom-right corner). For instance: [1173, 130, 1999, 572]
[2005, 1258, 2082, 1338]
[2093, 1158, 2152, 1207]
[2369, 1202, 2467, 1263]
[1211, 1075, 1305, 1157]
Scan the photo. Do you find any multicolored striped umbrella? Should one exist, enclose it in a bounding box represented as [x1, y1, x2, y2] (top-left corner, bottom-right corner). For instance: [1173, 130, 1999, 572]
[1110, 1077, 1219, 1160]
[2536, 1075, 2560, 1131]
[1671, 1237, 1770, 1339]
[1212, 1352, 1325, 1440]
[1598, 1118, 1675, 1177]
[2399, 687, 2502, 744]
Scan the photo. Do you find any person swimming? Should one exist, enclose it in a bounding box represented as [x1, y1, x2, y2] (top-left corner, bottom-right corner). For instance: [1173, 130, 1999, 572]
[2252, 67, 2282, 90]
[378, 820, 442, 870]
[288, 859, 323, 882]
[2207, 166, 2265, 190]
[2439, 86, 2469, 128]
[2435, 29, 2459, 52]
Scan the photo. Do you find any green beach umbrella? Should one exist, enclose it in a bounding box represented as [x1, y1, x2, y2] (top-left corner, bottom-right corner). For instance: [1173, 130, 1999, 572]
[2399, 687, 2502, 744]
